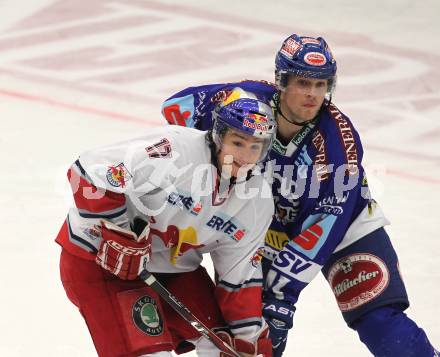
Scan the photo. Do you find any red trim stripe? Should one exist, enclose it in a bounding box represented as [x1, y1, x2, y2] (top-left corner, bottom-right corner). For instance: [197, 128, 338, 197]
[68, 167, 126, 213]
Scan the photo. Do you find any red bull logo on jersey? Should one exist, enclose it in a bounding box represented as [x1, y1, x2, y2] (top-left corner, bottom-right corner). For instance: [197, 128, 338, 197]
[206, 215, 247, 242]
[106, 163, 132, 188]
[250, 247, 265, 267]
[152, 225, 204, 264]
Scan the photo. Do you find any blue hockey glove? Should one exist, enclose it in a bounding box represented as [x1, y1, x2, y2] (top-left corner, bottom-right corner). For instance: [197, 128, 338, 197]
[263, 298, 295, 357]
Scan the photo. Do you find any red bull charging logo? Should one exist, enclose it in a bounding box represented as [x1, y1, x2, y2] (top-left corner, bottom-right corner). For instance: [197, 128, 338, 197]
[243, 113, 270, 131]
[250, 247, 265, 267]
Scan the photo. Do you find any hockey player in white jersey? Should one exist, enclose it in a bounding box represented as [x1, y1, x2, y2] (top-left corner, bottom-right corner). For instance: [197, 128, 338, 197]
[55, 89, 277, 357]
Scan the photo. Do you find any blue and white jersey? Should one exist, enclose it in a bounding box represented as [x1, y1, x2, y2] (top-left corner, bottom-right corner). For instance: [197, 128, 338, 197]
[161, 80, 389, 306]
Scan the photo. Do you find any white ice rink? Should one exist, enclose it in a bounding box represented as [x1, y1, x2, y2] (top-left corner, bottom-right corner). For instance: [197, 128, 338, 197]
[1, 1, 439, 356]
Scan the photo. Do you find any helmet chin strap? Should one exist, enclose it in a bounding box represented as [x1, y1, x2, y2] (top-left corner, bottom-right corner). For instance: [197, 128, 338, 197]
[276, 101, 314, 127]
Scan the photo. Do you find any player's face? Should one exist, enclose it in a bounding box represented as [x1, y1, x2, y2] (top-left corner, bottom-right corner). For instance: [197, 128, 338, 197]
[280, 76, 328, 122]
[217, 129, 264, 178]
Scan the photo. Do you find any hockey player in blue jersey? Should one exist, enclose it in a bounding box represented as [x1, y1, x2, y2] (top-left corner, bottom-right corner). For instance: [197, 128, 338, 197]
[161, 34, 439, 357]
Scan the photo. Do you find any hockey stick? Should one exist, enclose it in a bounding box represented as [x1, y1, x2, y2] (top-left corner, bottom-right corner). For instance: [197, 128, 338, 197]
[139, 270, 241, 357]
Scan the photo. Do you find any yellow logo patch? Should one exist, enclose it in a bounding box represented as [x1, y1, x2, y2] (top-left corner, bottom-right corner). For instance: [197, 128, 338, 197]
[265, 230, 289, 251]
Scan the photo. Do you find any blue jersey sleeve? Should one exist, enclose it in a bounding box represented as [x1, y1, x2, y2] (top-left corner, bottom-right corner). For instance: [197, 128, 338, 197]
[161, 80, 277, 130]
[161, 83, 222, 129]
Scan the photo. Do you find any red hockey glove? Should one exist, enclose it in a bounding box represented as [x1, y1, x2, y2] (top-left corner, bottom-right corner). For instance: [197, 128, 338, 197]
[217, 328, 272, 357]
[96, 220, 151, 280]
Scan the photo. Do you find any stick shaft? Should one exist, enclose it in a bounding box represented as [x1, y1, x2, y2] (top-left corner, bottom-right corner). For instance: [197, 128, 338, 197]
[140, 270, 240, 357]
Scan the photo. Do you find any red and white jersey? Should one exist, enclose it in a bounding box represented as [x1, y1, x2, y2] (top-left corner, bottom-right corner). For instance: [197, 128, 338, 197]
[56, 125, 274, 340]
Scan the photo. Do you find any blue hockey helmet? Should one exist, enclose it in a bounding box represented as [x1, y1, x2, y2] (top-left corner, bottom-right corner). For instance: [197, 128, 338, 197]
[275, 34, 337, 93]
[211, 87, 277, 163]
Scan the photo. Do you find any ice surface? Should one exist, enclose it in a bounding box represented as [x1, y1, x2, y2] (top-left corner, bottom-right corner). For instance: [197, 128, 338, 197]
[1, 1, 439, 356]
